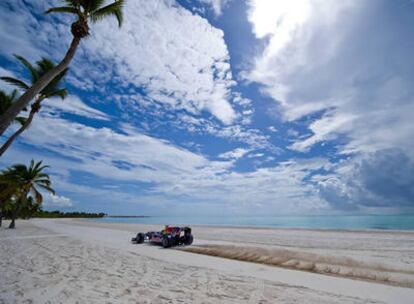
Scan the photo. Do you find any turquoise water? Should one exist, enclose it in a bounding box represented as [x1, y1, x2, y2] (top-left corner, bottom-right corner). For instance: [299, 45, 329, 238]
[89, 215, 414, 231]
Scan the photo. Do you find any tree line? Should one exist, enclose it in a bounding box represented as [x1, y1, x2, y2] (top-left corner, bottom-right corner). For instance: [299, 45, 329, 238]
[31, 210, 106, 219]
[0, 1, 125, 228]
[1, 205, 105, 227]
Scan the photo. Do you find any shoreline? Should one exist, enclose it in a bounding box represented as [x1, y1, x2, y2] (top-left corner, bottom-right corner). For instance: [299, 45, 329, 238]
[1, 219, 413, 303]
[76, 219, 414, 288]
[83, 217, 414, 235]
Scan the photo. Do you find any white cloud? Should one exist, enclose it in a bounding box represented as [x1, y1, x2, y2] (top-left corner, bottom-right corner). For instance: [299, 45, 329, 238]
[0, 1, 72, 62]
[289, 110, 356, 152]
[0, 108, 328, 214]
[43, 95, 110, 121]
[198, 0, 230, 16]
[247, 0, 356, 107]
[317, 149, 414, 210]
[0, 0, 238, 125]
[73, 0, 237, 124]
[43, 95, 110, 120]
[247, 152, 264, 159]
[0, 0, 271, 156]
[218, 148, 250, 160]
[43, 193, 73, 208]
[246, 0, 414, 156]
[0, 67, 18, 92]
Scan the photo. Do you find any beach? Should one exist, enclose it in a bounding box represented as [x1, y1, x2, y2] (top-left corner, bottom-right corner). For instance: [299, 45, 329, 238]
[1, 219, 413, 303]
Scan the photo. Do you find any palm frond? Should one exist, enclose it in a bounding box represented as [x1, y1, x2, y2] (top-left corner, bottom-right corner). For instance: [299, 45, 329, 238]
[38, 184, 55, 195]
[33, 160, 43, 171]
[31, 187, 43, 204]
[47, 88, 68, 100]
[0, 90, 25, 125]
[41, 68, 68, 97]
[0, 90, 15, 114]
[9, 89, 18, 101]
[13, 55, 38, 82]
[35, 175, 51, 184]
[34, 179, 52, 184]
[0, 76, 30, 91]
[63, 0, 79, 6]
[15, 117, 27, 126]
[37, 58, 55, 75]
[36, 172, 50, 178]
[91, 0, 124, 27]
[10, 163, 26, 171]
[83, 0, 106, 13]
[45, 6, 78, 15]
[114, 9, 123, 27]
[36, 166, 50, 173]
[30, 159, 36, 171]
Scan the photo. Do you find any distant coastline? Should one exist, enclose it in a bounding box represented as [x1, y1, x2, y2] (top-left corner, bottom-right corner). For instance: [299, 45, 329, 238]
[90, 214, 414, 231]
[106, 215, 151, 218]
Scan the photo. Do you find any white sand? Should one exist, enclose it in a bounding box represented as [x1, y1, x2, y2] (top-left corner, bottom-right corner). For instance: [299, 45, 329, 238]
[0, 219, 413, 303]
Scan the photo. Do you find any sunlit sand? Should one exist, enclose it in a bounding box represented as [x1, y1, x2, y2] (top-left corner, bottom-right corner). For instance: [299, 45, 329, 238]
[1, 219, 413, 303]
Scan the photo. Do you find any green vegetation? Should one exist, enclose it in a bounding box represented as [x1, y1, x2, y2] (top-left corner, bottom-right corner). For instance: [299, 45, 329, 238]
[0, 55, 68, 156]
[0, 1, 126, 228]
[0, 90, 26, 126]
[0, 160, 54, 228]
[31, 210, 106, 218]
[0, 0, 124, 136]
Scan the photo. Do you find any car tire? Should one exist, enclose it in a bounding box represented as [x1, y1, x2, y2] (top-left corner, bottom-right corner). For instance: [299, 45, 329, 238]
[184, 234, 193, 245]
[162, 236, 171, 248]
[136, 233, 145, 244]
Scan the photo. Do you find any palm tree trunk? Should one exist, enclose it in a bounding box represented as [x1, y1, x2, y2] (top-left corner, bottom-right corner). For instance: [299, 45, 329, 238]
[0, 36, 81, 136]
[0, 98, 42, 157]
[8, 208, 17, 229]
[8, 218, 15, 229]
[8, 197, 25, 229]
[8, 207, 18, 229]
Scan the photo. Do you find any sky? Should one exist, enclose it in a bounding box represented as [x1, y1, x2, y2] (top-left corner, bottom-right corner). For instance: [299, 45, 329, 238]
[0, 0, 413, 215]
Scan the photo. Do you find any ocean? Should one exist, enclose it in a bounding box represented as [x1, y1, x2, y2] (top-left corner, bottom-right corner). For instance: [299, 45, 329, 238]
[89, 214, 414, 231]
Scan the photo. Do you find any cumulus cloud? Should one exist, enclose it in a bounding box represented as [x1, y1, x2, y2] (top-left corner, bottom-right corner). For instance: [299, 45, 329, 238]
[0, 0, 238, 125]
[246, 0, 414, 155]
[43, 193, 73, 208]
[318, 149, 414, 210]
[73, 0, 237, 124]
[3, 0, 411, 215]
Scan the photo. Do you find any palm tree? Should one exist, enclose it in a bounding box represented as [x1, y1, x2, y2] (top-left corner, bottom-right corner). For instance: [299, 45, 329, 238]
[0, 90, 27, 126]
[0, 55, 68, 157]
[0, 0, 124, 135]
[0, 182, 8, 227]
[0, 160, 54, 228]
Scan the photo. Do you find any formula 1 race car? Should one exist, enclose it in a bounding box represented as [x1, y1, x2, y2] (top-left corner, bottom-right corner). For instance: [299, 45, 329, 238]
[131, 226, 194, 248]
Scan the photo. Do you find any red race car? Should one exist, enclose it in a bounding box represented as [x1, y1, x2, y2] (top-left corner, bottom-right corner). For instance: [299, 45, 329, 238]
[131, 225, 193, 248]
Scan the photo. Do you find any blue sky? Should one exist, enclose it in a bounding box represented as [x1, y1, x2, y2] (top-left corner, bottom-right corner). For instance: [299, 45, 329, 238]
[0, 0, 413, 215]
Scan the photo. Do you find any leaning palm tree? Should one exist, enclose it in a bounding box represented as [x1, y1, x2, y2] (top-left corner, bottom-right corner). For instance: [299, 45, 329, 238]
[0, 0, 124, 135]
[0, 160, 54, 228]
[0, 55, 68, 157]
